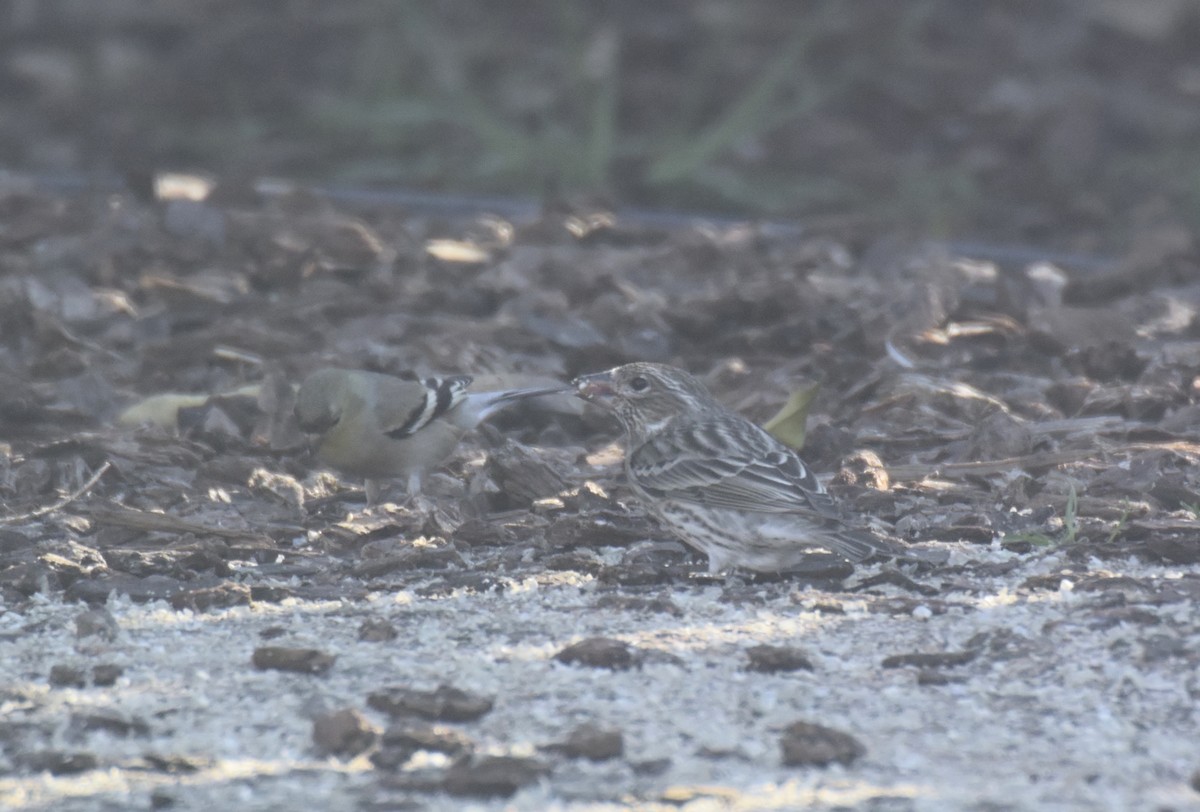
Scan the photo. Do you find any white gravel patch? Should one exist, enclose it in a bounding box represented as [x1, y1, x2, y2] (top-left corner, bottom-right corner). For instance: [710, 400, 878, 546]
[1, 549, 1198, 811]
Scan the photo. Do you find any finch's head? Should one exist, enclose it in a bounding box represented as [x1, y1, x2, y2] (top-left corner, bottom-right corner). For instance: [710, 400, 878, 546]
[573, 362, 717, 439]
[294, 368, 351, 434]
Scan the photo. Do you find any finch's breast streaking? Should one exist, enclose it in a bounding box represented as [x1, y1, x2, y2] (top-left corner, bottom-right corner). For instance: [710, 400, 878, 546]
[573, 362, 926, 573]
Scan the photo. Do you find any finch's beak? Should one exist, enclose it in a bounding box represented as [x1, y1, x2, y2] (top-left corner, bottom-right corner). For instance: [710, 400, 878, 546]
[572, 371, 616, 404]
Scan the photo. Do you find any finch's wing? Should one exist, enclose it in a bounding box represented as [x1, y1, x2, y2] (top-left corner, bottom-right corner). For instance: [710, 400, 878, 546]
[373, 374, 472, 439]
[628, 416, 841, 519]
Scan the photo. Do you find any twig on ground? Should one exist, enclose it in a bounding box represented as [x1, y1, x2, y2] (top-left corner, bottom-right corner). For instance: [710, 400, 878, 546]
[0, 461, 112, 524]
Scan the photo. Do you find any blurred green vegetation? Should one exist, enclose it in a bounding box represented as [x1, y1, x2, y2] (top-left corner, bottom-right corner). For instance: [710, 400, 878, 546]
[300, 2, 860, 214]
[137, 0, 988, 226]
[6, 0, 1200, 243]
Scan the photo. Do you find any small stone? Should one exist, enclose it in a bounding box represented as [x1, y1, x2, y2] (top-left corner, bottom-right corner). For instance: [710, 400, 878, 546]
[555, 723, 623, 761]
[358, 618, 399, 642]
[802, 601, 846, 615]
[641, 648, 686, 667]
[251, 647, 336, 675]
[595, 561, 678, 587]
[413, 572, 505, 598]
[834, 449, 890, 490]
[170, 583, 252, 612]
[23, 750, 98, 775]
[443, 755, 549, 798]
[780, 721, 865, 767]
[92, 664, 123, 686]
[351, 548, 465, 578]
[697, 744, 740, 759]
[881, 649, 979, 669]
[143, 754, 209, 774]
[915, 669, 964, 686]
[661, 785, 741, 804]
[591, 594, 682, 616]
[249, 585, 295, 604]
[312, 708, 380, 758]
[71, 709, 150, 737]
[554, 637, 637, 670]
[64, 574, 186, 605]
[855, 570, 940, 596]
[367, 684, 494, 722]
[49, 664, 87, 687]
[631, 758, 672, 776]
[542, 552, 604, 576]
[1147, 537, 1200, 564]
[371, 725, 474, 770]
[75, 608, 119, 641]
[778, 555, 855, 581]
[745, 645, 813, 673]
[36, 552, 91, 583]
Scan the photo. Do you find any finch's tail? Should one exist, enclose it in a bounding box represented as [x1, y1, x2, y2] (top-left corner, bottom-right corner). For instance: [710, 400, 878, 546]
[460, 386, 571, 426]
[827, 527, 946, 565]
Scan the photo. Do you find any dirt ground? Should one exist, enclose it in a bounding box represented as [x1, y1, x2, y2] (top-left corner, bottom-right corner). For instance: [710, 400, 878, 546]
[0, 180, 1197, 811]
[2, 3, 1200, 812]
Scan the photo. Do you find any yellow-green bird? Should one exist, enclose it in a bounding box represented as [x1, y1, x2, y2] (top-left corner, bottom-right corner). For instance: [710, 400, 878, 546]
[294, 367, 565, 505]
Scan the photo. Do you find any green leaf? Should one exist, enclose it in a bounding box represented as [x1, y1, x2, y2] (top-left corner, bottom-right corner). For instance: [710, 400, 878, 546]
[763, 382, 821, 450]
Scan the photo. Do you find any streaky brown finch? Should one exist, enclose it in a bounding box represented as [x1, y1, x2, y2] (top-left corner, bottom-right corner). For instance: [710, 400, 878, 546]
[573, 362, 919, 573]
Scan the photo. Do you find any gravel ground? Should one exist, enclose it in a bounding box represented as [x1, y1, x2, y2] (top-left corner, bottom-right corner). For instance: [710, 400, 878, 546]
[2, 542, 1198, 812]
[2, 170, 1200, 812]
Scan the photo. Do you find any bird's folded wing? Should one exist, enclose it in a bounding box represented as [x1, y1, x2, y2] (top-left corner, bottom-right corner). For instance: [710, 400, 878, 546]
[629, 419, 841, 519]
[374, 377, 449, 438]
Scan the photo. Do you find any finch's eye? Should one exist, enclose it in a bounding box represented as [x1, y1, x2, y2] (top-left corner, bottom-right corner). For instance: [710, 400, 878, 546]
[628, 376, 649, 392]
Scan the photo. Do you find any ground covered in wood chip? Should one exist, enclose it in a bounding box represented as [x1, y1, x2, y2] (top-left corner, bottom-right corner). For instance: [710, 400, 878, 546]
[0, 180, 1198, 811]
